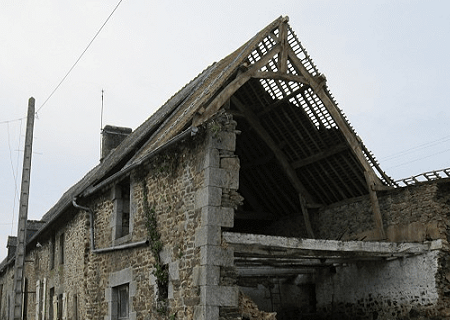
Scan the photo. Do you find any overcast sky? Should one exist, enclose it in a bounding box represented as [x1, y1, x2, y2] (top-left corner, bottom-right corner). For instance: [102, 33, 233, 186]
[1, 1, 449, 258]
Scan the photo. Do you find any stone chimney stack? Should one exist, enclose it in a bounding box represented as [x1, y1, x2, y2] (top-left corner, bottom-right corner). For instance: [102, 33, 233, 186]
[101, 125, 132, 161]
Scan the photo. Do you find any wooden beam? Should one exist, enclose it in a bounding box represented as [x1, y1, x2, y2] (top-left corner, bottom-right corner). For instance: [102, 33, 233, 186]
[291, 144, 348, 169]
[193, 43, 282, 127]
[278, 21, 288, 73]
[257, 84, 310, 118]
[253, 71, 309, 85]
[231, 95, 317, 238]
[364, 171, 386, 240]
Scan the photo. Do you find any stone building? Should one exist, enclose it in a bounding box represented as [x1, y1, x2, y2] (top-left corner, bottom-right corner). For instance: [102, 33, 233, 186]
[1, 16, 450, 320]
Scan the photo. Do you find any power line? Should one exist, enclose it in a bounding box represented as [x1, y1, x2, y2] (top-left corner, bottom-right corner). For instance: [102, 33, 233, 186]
[36, 0, 125, 115]
[0, 0, 124, 125]
[385, 147, 450, 170]
[6, 120, 23, 234]
[381, 134, 450, 162]
[0, 117, 26, 125]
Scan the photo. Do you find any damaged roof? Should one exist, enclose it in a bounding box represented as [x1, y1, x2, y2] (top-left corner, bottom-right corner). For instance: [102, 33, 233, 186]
[18, 16, 396, 251]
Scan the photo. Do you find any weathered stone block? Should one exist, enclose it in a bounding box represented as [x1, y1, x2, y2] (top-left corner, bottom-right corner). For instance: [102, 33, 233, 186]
[200, 285, 239, 306]
[200, 245, 234, 266]
[220, 157, 240, 190]
[194, 305, 219, 320]
[201, 207, 234, 228]
[195, 187, 222, 209]
[207, 131, 236, 151]
[204, 167, 229, 188]
[193, 265, 220, 286]
[159, 247, 172, 265]
[203, 148, 220, 169]
[195, 225, 221, 247]
[169, 260, 179, 280]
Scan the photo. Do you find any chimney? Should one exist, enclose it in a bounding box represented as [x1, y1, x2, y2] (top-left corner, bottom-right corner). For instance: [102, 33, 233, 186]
[101, 125, 132, 161]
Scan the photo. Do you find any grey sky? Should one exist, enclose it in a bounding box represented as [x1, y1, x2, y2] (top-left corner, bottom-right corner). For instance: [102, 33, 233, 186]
[1, 1, 449, 258]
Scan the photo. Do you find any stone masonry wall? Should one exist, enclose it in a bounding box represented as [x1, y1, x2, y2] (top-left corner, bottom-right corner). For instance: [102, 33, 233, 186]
[315, 250, 441, 319]
[192, 114, 242, 320]
[0, 208, 91, 320]
[83, 134, 205, 319]
[314, 179, 450, 319]
[316, 180, 450, 243]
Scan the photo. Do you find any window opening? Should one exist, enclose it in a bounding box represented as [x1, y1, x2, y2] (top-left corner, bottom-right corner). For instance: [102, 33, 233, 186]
[49, 288, 55, 320]
[113, 284, 129, 320]
[73, 294, 78, 320]
[59, 233, 65, 265]
[50, 234, 56, 270]
[23, 278, 28, 319]
[114, 178, 131, 240]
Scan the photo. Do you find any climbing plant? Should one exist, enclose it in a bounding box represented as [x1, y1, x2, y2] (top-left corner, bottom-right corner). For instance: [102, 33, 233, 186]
[141, 175, 169, 314]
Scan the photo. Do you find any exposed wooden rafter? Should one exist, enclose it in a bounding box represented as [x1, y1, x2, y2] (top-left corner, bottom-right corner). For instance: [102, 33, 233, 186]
[291, 144, 348, 169]
[286, 46, 385, 188]
[193, 43, 282, 127]
[278, 20, 289, 73]
[231, 95, 316, 238]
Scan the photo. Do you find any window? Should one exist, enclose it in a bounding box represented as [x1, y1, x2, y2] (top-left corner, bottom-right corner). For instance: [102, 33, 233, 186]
[59, 233, 65, 265]
[23, 278, 28, 319]
[49, 288, 55, 320]
[114, 284, 129, 320]
[73, 294, 78, 320]
[50, 234, 56, 270]
[57, 294, 63, 320]
[107, 268, 134, 320]
[114, 178, 131, 241]
[35, 279, 46, 320]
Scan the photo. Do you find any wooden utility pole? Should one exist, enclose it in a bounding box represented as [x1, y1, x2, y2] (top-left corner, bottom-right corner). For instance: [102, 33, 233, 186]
[13, 97, 35, 320]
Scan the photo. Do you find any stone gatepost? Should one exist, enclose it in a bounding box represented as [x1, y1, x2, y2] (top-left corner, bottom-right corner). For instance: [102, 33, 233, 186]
[193, 115, 240, 320]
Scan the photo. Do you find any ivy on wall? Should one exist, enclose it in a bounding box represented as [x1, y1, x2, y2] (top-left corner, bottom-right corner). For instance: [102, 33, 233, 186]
[141, 174, 169, 314]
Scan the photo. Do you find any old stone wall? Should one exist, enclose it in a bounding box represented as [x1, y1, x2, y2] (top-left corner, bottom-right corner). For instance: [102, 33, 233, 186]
[316, 180, 450, 242]
[0, 262, 14, 319]
[0, 207, 90, 320]
[315, 250, 442, 319]
[313, 179, 450, 319]
[83, 135, 205, 319]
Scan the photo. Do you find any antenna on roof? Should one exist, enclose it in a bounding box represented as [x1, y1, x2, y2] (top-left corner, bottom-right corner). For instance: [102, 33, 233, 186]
[100, 89, 104, 159]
